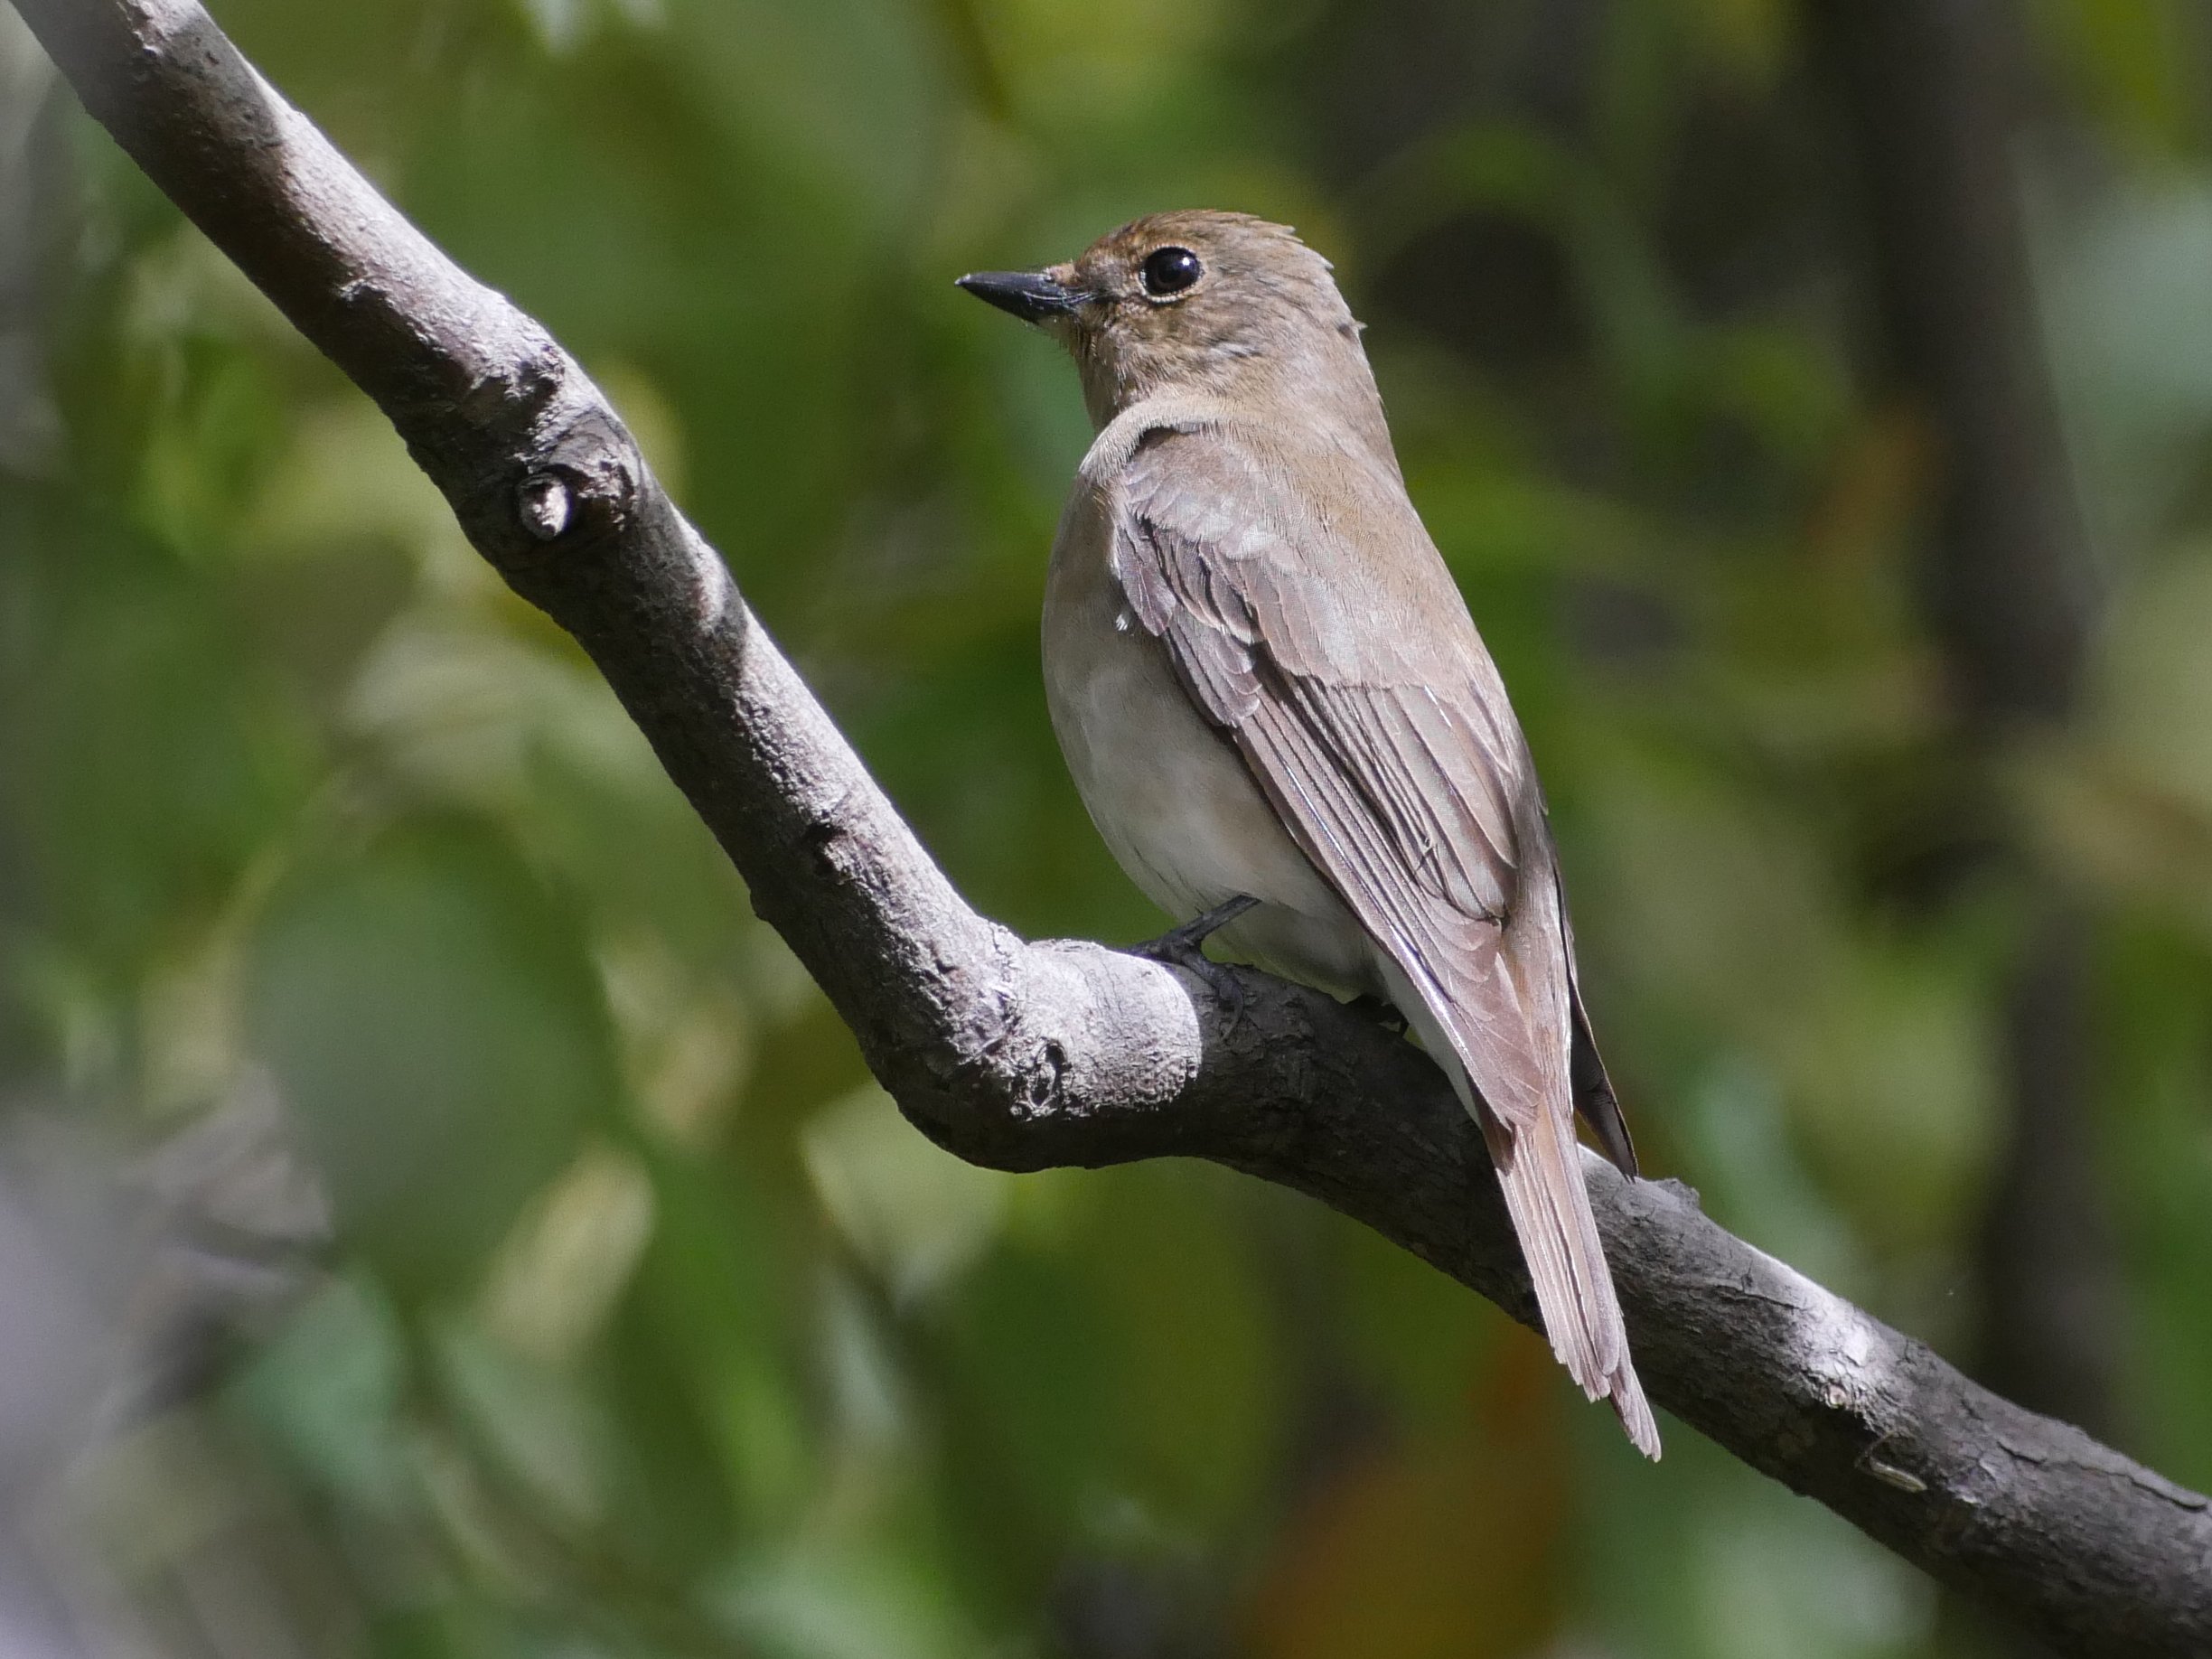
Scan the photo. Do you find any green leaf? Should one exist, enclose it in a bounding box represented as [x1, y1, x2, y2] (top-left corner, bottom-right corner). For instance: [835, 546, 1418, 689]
[247, 819, 614, 1293]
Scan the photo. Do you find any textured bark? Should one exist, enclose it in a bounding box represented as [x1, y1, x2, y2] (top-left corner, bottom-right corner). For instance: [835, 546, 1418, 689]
[11, 1, 2211, 1653]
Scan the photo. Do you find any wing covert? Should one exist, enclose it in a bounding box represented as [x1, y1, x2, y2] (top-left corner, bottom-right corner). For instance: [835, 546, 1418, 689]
[1108, 425, 1533, 1080]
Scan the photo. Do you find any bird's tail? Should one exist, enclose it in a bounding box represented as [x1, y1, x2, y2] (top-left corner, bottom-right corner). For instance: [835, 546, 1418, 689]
[1380, 957, 1660, 1460]
[1476, 1097, 1660, 1458]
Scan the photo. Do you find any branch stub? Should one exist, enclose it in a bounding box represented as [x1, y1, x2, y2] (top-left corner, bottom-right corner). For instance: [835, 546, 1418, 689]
[516, 471, 571, 541]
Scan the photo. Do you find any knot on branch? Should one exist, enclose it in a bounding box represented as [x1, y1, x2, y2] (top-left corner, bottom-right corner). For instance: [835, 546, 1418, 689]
[482, 397, 644, 567]
[516, 472, 570, 540]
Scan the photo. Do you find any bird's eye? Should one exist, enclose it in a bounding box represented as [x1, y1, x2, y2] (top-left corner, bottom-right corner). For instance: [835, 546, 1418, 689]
[1139, 246, 1204, 297]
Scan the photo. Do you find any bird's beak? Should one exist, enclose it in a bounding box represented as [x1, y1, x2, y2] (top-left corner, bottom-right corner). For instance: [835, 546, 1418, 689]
[956, 268, 1083, 325]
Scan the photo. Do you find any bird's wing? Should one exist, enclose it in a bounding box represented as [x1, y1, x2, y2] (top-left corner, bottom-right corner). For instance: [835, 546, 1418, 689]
[1108, 422, 1656, 1457]
[1561, 869, 1638, 1176]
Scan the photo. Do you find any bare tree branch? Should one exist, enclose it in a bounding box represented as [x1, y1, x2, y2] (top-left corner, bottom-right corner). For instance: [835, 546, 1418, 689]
[10, 2, 2210, 1654]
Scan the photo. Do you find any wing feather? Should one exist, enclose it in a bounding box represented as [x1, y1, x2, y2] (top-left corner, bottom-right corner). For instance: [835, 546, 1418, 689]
[1110, 422, 1657, 1457]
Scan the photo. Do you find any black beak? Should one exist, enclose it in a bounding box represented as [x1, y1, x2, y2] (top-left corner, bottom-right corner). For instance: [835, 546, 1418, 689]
[956, 269, 1082, 324]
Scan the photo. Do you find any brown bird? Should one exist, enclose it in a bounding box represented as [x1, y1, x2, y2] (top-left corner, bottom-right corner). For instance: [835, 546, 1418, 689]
[959, 211, 1658, 1457]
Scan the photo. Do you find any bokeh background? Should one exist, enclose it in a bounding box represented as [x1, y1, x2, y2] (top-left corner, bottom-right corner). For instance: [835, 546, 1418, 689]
[2, 0, 2210, 1654]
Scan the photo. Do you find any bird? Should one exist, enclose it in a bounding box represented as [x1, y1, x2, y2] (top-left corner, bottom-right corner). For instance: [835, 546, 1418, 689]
[957, 211, 1659, 1458]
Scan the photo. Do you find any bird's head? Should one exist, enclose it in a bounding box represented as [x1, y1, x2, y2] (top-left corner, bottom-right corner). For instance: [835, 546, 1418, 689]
[958, 210, 1373, 431]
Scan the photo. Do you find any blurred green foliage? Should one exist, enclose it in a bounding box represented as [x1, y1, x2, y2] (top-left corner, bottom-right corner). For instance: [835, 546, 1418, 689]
[4, 1, 2212, 1655]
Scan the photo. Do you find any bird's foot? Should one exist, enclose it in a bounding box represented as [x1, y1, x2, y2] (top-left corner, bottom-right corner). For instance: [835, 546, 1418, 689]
[1131, 895, 1260, 1024]
[1346, 994, 1410, 1035]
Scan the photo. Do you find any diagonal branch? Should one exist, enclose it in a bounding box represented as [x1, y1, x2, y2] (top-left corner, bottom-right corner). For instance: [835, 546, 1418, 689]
[11, 2, 2209, 1654]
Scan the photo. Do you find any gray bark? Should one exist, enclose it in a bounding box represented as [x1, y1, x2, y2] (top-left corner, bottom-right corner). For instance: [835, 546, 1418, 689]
[8, 1, 2210, 1653]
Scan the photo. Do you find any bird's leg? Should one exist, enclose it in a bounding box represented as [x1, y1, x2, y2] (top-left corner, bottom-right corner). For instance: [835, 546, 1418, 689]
[1129, 895, 1260, 1021]
[1136, 894, 1260, 960]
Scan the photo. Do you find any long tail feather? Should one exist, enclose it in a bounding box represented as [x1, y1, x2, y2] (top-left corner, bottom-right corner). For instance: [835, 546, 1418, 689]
[1381, 957, 1661, 1460]
[1479, 1104, 1660, 1458]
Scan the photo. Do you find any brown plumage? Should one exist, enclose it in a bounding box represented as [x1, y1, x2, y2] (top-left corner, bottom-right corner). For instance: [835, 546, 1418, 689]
[960, 210, 1658, 1457]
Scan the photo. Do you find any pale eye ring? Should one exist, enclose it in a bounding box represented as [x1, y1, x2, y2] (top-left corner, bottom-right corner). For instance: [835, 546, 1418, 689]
[1139, 246, 1204, 297]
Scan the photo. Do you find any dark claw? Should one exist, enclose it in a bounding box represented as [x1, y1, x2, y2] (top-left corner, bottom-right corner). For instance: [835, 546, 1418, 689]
[1346, 994, 1410, 1035]
[1130, 895, 1260, 1026]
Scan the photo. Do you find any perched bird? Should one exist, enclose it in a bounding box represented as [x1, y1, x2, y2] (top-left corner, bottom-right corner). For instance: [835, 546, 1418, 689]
[959, 211, 1658, 1457]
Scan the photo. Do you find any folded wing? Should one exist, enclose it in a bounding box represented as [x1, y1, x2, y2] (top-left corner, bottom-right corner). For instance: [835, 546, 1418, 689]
[1109, 421, 1657, 1457]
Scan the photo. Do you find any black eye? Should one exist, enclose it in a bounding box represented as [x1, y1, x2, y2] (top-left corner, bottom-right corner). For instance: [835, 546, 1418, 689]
[1139, 246, 1204, 297]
